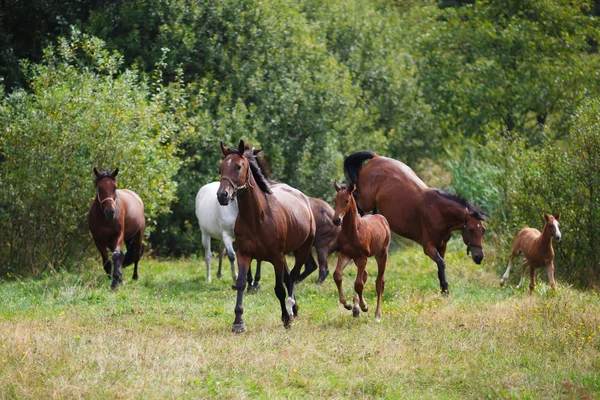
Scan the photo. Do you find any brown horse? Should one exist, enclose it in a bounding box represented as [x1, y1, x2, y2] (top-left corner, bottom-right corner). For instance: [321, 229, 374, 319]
[88, 168, 145, 290]
[217, 140, 315, 332]
[332, 181, 390, 321]
[344, 151, 487, 294]
[500, 213, 561, 291]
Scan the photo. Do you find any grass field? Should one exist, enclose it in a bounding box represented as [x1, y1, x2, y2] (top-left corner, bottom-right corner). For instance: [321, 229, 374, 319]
[1, 239, 599, 399]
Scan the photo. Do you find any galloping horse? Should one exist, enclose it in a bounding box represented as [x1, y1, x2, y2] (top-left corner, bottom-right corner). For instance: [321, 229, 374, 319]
[500, 213, 561, 291]
[195, 181, 238, 286]
[88, 168, 145, 290]
[344, 151, 487, 294]
[217, 140, 315, 332]
[332, 181, 390, 321]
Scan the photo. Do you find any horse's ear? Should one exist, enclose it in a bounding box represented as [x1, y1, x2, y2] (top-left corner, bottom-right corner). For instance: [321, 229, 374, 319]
[220, 141, 230, 157]
[554, 212, 560, 221]
[334, 180, 342, 192]
[348, 183, 356, 194]
[111, 168, 119, 178]
[543, 212, 549, 221]
[253, 148, 262, 156]
[93, 167, 100, 177]
[238, 139, 245, 154]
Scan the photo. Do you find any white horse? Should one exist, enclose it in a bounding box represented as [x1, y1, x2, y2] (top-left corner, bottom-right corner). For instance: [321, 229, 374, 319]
[195, 181, 238, 285]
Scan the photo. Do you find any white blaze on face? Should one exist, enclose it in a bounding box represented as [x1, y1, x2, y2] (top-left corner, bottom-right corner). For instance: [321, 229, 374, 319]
[227, 159, 232, 167]
[553, 220, 562, 239]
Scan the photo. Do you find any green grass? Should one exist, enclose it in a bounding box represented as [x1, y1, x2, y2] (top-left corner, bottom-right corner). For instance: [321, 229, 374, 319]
[1, 239, 599, 399]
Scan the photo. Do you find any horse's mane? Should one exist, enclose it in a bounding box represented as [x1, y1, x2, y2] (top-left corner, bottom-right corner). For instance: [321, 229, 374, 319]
[243, 149, 273, 194]
[434, 189, 487, 221]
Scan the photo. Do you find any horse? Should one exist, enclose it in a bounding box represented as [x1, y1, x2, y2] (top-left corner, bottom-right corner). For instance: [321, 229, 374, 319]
[88, 168, 145, 290]
[500, 213, 561, 291]
[195, 181, 238, 286]
[344, 151, 487, 295]
[217, 140, 316, 332]
[332, 181, 391, 321]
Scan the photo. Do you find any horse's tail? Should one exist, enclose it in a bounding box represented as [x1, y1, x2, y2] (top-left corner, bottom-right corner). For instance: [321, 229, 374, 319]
[344, 151, 376, 185]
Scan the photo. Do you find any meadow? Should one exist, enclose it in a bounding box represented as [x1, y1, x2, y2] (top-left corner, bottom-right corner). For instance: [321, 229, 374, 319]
[1, 239, 599, 399]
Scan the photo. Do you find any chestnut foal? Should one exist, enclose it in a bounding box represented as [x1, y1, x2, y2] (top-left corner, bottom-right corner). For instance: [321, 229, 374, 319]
[500, 213, 562, 291]
[332, 181, 391, 321]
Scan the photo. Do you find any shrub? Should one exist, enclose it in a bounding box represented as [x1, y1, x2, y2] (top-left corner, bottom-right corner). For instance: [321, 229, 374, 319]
[0, 31, 182, 274]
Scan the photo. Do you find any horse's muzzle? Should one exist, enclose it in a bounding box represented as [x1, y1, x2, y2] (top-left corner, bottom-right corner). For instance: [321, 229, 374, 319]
[332, 217, 342, 226]
[472, 253, 484, 264]
[104, 210, 116, 220]
[217, 191, 230, 206]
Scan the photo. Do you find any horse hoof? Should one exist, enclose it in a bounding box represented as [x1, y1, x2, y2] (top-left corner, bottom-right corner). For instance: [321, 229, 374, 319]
[217, 273, 222, 279]
[500, 279, 505, 286]
[361, 305, 368, 312]
[441, 290, 450, 297]
[316, 279, 324, 285]
[352, 307, 360, 318]
[344, 302, 353, 311]
[132, 274, 138, 281]
[232, 322, 246, 334]
[375, 316, 382, 323]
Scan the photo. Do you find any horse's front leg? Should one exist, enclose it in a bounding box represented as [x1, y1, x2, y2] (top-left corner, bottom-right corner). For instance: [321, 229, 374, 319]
[111, 236, 125, 290]
[232, 253, 250, 333]
[425, 245, 449, 295]
[353, 257, 369, 317]
[546, 262, 557, 289]
[333, 254, 353, 310]
[93, 237, 111, 278]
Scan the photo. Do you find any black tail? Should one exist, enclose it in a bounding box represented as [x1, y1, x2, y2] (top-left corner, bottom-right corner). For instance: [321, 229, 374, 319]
[344, 151, 376, 185]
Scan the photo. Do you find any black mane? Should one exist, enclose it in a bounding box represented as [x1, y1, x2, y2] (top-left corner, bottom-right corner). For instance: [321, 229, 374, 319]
[434, 189, 487, 221]
[244, 149, 273, 194]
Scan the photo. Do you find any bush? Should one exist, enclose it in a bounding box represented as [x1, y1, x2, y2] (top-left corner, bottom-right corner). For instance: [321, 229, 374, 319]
[0, 31, 183, 274]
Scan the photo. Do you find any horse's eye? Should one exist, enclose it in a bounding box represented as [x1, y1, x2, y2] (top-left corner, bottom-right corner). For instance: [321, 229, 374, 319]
[236, 165, 242, 171]
[468, 228, 474, 233]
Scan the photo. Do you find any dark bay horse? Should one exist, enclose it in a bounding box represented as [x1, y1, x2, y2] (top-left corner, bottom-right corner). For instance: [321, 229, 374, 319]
[88, 168, 145, 290]
[217, 140, 316, 332]
[500, 213, 561, 291]
[344, 151, 487, 294]
[332, 181, 391, 321]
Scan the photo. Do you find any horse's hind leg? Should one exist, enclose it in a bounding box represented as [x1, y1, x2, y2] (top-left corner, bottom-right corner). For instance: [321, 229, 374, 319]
[374, 250, 387, 322]
[333, 254, 353, 310]
[353, 256, 369, 317]
[516, 259, 528, 290]
[273, 256, 293, 328]
[287, 235, 314, 317]
[131, 231, 143, 281]
[201, 231, 212, 284]
[247, 260, 262, 292]
[500, 254, 515, 286]
[222, 232, 238, 288]
[297, 250, 318, 283]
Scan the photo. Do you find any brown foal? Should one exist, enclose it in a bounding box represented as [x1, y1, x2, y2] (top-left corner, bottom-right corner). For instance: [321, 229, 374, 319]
[500, 213, 562, 291]
[332, 181, 391, 322]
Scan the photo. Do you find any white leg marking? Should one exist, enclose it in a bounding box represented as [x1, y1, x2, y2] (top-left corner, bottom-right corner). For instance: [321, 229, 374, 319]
[286, 297, 295, 317]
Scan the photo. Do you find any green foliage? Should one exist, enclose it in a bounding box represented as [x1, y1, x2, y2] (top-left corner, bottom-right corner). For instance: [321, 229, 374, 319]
[0, 31, 182, 273]
[411, 0, 600, 143]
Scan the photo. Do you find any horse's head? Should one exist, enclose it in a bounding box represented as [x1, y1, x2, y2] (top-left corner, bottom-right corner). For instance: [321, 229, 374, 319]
[332, 180, 355, 226]
[544, 212, 562, 241]
[462, 212, 486, 264]
[217, 140, 253, 206]
[93, 167, 119, 220]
